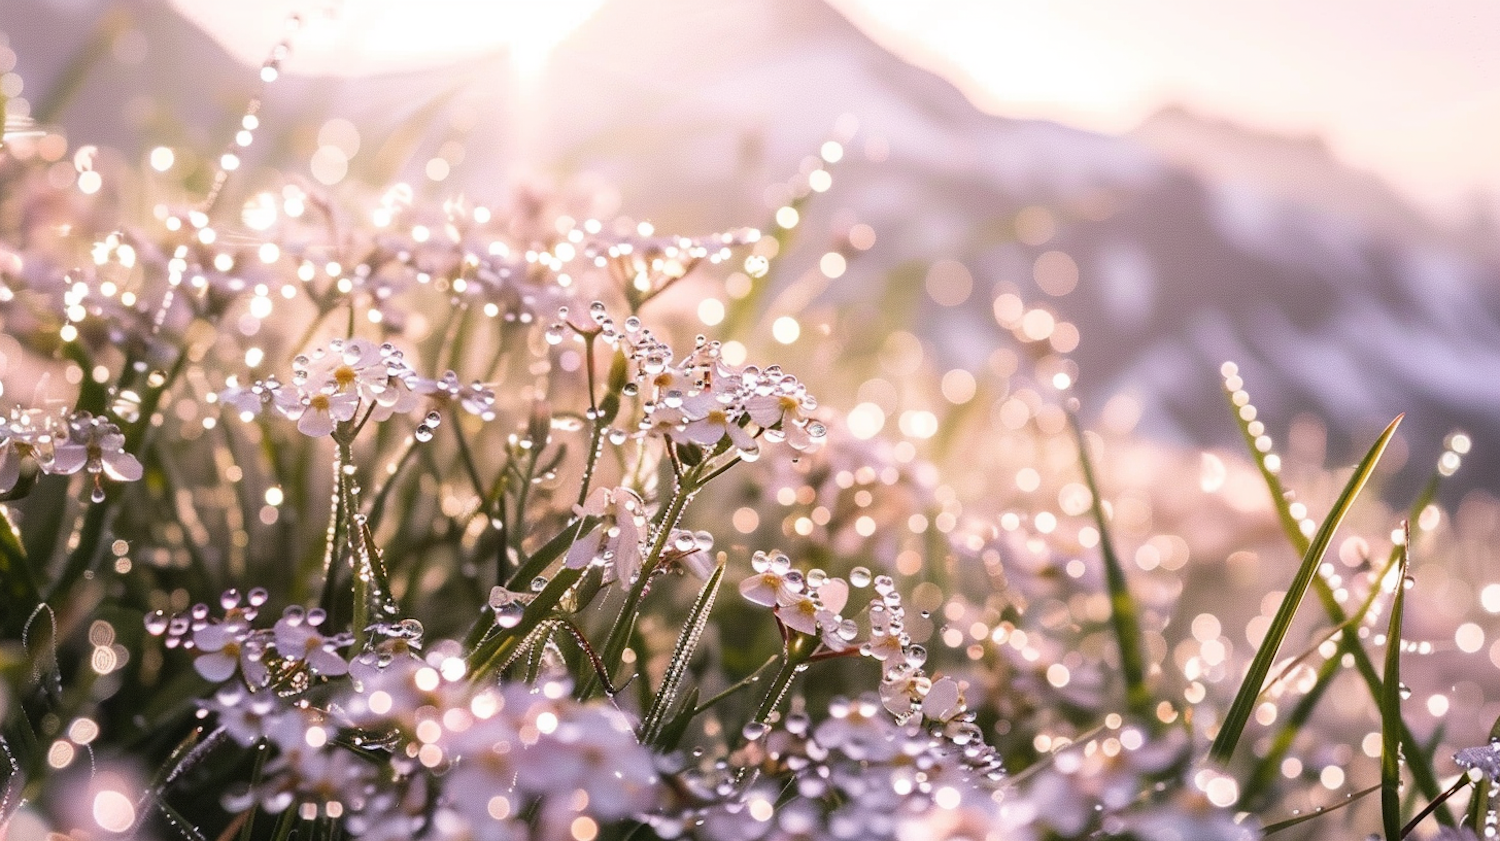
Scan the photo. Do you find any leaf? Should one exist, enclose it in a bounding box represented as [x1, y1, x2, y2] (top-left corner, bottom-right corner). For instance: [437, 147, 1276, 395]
[1381, 538, 1409, 841]
[654, 686, 700, 752]
[505, 516, 599, 591]
[1068, 414, 1152, 719]
[1209, 414, 1402, 764]
[641, 562, 725, 745]
[0, 505, 39, 631]
[467, 564, 584, 682]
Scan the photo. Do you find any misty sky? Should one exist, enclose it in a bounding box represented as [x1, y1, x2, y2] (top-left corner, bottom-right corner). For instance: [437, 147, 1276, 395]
[170, 0, 1500, 222]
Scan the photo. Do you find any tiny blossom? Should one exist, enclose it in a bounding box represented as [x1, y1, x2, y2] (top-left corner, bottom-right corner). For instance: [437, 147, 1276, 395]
[219, 376, 301, 421]
[200, 685, 287, 747]
[738, 550, 803, 607]
[662, 529, 717, 579]
[48, 412, 143, 495]
[297, 389, 359, 437]
[0, 408, 48, 492]
[566, 485, 648, 584]
[1454, 741, 1500, 781]
[192, 615, 268, 685]
[775, 592, 821, 636]
[273, 607, 350, 676]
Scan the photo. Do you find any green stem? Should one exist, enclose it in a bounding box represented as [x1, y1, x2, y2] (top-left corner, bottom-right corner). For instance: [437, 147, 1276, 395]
[752, 652, 803, 724]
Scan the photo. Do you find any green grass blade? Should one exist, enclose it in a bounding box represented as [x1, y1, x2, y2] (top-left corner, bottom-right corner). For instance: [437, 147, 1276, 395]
[1381, 537, 1409, 840]
[641, 561, 725, 745]
[1209, 414, 1401, 764]
[1262, 783, 1381, 835]
[467, 565, 585, 682]
[1068, 413, 1152, 720]
[1242, 466, 1441, 804]
[0, 505, 40, 633]
[1225, 385, 1450, 818]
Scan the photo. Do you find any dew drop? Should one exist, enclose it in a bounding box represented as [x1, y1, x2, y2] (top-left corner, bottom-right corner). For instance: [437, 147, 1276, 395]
[494, 601, 525, 629]
[144, 611, 169, 636]
[850, 567, 872, 588]
[414, 425, 435, 442]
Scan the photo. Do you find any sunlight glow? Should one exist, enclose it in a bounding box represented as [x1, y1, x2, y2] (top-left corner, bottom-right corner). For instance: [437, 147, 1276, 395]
[171, 0, 605, 78]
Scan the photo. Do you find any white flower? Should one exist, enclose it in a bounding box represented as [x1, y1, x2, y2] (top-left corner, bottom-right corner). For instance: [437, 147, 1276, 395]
[738, 555, 802, 607]
[296, 390, 359, 437]
[273, 609, 350, 676]
[565, 486, 647, 584]
[49, 413, 143, 485]
[0, 409, 45, 493]
[775, 593, 821, 636]
[192, 615, 269, 686]
[676, 392, 756, 452]
[299, 338, 395, 405]
[219, 376, 301, 421]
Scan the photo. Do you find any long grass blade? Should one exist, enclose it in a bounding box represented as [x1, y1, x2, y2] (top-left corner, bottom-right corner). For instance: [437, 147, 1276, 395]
[1209, 414, 1401, 764]
[1381, 532, 1410, 840]
[1242, 461, 1444, 805]
[1068, 413, 1152, 719]
[1226, 388, 1450, 818]
[641, 561, 725, 745]
[1262, 783, 1381, 835]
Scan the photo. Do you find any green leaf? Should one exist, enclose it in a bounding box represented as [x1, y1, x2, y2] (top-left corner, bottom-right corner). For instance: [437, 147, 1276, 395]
[1210, 414, 1402, 764]
[506, 516, 599, 591]
[0, 505, 39, 631]
[654, 686, 700, 752]
[468, 565, 584, 683]
[1381, 539, 1409, 841]
[1068, 413, 1152, 720]
[641, 562, 725, 745]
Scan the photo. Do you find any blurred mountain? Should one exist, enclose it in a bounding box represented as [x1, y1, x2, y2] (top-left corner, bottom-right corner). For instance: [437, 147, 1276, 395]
[7, 0, 1500, 496]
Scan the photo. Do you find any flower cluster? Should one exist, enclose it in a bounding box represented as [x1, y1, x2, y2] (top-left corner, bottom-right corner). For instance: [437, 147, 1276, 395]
[147, 589, 353, 685]
[0, 407, 142, 498]
[667, 696, 1005, 841]
[219, 337, 469, 437]
[550, 304, 827, 459]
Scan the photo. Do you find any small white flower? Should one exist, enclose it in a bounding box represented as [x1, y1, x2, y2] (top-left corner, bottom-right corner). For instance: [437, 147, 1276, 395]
[565, 486, 647, 584]
[296, 390, 359, 437]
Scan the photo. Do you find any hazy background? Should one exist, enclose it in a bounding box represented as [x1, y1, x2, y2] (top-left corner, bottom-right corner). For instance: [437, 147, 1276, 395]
[4, 0, 1499, 497]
